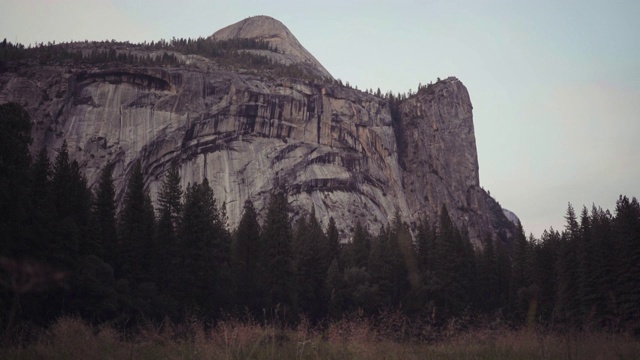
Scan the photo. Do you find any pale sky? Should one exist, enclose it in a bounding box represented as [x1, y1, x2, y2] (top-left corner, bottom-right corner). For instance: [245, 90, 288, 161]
[2, 0, 638, 237]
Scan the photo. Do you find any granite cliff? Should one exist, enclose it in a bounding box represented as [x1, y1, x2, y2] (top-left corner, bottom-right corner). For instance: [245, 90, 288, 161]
[210, 16, 333, 80]
[0, 16, 514, 243]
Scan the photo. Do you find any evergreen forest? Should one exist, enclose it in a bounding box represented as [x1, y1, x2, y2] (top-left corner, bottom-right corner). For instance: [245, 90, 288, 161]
[1, 102, 640, 342]
[0, 37, 323, 81]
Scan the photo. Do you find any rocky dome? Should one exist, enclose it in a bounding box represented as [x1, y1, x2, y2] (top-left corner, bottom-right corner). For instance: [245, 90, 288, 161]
[210, 16, 333, 80]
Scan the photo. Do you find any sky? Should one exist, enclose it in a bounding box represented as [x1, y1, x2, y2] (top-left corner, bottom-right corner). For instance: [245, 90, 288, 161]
[2, 0, 639, 236]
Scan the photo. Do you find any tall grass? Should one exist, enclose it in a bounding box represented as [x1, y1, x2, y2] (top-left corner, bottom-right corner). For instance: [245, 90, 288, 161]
[1, 316, 639, 359]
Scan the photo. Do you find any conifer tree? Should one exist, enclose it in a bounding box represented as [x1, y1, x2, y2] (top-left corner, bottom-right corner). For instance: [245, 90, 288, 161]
[612, 196, 640, 325]
[156, 164, 182, 291]
[157, 164, 182, 234]
[295, 207, 328, 321]
[93, 162, 117, 264]
[177, 179, 229, 317]
[577, 206, 596, 323]
[47, 142, 94, 318]
[352, 220, 372, 269]
[70, 161, 119, 323]
[411, 215, 434, 311]
[368, 213, 413, 309]
[261, 191, 296, 320]
[431, 205, 475, 317]
[533, 228, 560, 321]
[395, 214, 420, 311]
[325, 258, 344, 318]
[510, 221, 531, 319]
[590, 206, 615, 321]
[118, 161, 155, 283]
[0, 103, 32, 257]
[325, 216, 340, 266]
[415, 216, 435, 275]
[50, 141, 91, 269]
[293, 214, 308, 256]
[142, 190, 157, 260]
[554, 203, 580, 323]
[368, 225, 392, 306]
[26, 147, 53, 260]
[495, 234, 512, 313]
[232, 198, 263, 314]
[478, 234, 497, 313]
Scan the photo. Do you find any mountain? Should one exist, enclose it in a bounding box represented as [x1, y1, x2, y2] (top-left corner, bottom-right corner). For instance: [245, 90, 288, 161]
[209, 16, 333, 80]
[0, 16, 515, 243]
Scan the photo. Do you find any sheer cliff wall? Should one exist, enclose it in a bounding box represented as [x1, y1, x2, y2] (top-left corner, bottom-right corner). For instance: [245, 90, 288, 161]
[0, 66, 513, 242]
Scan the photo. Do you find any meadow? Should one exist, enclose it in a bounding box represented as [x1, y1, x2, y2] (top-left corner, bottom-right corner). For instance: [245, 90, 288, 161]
[2, 316, 639, 360]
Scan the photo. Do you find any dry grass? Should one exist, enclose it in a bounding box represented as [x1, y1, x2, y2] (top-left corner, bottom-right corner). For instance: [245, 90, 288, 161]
[1, 316, 639, 359]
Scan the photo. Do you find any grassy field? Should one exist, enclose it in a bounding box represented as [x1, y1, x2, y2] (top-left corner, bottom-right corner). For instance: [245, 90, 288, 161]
[1, 316, 639, 359]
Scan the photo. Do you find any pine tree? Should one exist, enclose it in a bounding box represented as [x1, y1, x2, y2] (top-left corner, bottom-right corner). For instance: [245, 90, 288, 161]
[431, 205, 475, 317]
[93, 162, 117, 264]
[177, 179, 229, 318]
[50, 141, 91, 270]
[156, 164, 182, 292]
[142, 190, 157, 262]
[368, 225, 391, 306]
[346, 219, 371, 269]
[293, 214, 308, 256]
[612, 196, 640, 326]
[213, 196, 233, 312]
[478, 234, 497, 313]
[577, 206, 596, 323]
[157, 163, 183, 230]
[232, 198, 263, 315]
[554, 203, 580, 323]
[532, 228, 560, 321]
[0, 103, 32, 257]
[261, 191, 296, 320]
[44, 142, 95, 319]
[415, 216, 434, 274]
[590, 206, 615, 322]
[510, 221, 531, 319]
[495, 234, 512, 314]
[413, 215, 437, 312]
[395, 214, 420, 312]
[118, 161, 155, 283]
[368, 213, 413, 309]
[325, 216, 340, 267]
[295, 207, 328, 321]
[26, 147, 53, 261]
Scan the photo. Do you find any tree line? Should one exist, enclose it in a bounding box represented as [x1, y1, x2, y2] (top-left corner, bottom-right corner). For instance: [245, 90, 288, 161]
[0, 37, 322, 81]
[1, 102, 639, 332]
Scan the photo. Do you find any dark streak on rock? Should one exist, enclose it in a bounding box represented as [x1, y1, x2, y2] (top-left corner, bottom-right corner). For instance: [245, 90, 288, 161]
[76, 71, 172, 92]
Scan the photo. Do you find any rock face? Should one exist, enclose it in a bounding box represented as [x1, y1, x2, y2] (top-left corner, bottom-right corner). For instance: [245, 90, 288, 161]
[502, 208, 520, 226]
[0, 17, 514, 243]
[398, 78, 512, 241]
[210, 16, 333, 80]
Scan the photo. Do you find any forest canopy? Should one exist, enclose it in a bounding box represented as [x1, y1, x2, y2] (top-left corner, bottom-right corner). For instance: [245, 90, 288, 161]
[1, 102, 639, 337]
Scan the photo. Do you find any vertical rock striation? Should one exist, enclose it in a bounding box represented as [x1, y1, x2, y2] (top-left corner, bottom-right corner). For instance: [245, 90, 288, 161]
[398, 78, 513, 241]
[0, 17, 514, 243]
